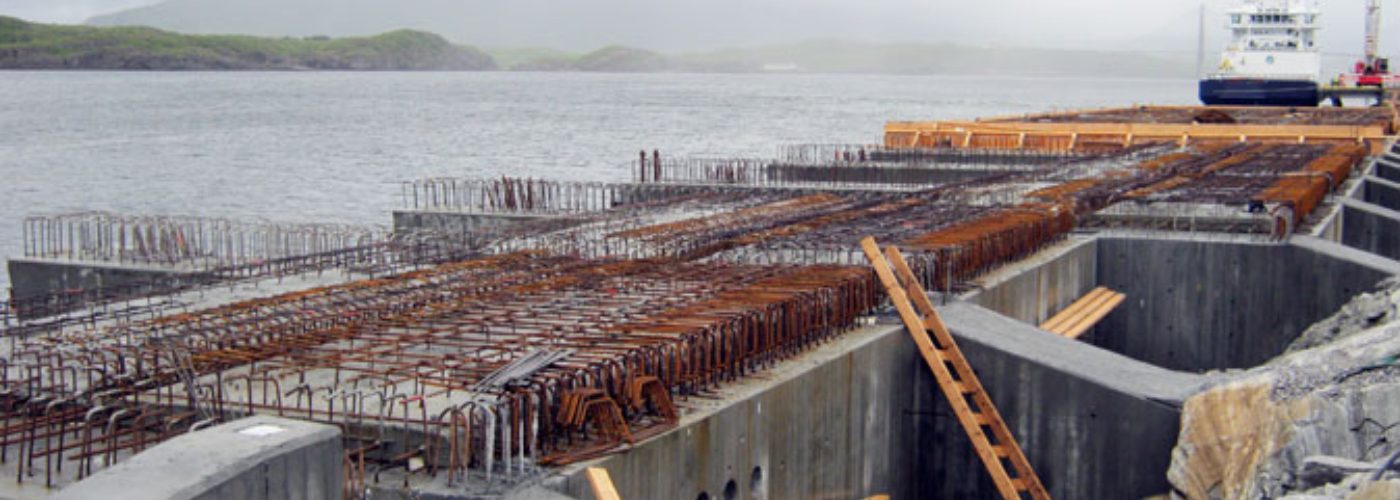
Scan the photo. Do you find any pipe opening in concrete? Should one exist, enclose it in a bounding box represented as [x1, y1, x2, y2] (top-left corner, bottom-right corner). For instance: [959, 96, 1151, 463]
[749, 466, 763, 493]
[697, 491, 710, 500]
[723, 479, 738, 500]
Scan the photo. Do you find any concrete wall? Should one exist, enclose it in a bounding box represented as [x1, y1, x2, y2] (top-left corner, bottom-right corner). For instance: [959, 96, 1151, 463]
[557, 325, 923, 500]
[968, 234, 1393, 373]
[1339, 199, 1400, 261]
[555, 301, 1206, 500]
[934, 303, 1204, 500]
[392, 211, 586, 237]
[1094, 236, 1390, 372]
[55, 416, 342, 500]
[7, 258, 187, 301]
[6, 258, 197, 319]
[969, 238, 1097, 326]
[1362, 176, 1400, 211]
[1374, 159, 1400, 183]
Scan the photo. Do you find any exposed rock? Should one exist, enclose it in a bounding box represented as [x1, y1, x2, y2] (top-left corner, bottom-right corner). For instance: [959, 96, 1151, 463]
[1348, 479, 1400, 500]
[1289, 278, 1400, 354]
[1168, 322, 1400, 499]
[1297, 456, 1378, 491]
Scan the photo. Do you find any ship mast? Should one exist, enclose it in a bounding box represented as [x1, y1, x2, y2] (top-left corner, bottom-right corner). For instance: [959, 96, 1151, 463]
[1366, 0, 1381, 66]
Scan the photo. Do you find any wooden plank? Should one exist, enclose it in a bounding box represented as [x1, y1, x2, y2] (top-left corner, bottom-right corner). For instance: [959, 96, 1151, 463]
[1045, 291, 1119, 336]
[586, 467, 622, 500]
[887, 120, 1388, 138]
[1039, 287, 1109, 333]
[1060, 293, 1127, 340]
[1040, 288, 1109, 333]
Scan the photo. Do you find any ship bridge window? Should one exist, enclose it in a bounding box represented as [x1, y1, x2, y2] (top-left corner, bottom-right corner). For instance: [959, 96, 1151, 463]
[1232, 14, 1242, 23]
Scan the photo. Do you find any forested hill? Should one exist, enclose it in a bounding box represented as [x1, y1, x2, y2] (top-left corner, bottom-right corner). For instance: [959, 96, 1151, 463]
[0, 16, 496, 70]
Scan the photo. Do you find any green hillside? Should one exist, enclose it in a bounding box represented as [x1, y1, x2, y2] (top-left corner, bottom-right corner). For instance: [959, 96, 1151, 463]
[0, 16, 496, 70]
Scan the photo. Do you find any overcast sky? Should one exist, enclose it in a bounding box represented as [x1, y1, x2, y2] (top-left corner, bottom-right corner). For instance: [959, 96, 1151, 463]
[3, 0, 1398, 58]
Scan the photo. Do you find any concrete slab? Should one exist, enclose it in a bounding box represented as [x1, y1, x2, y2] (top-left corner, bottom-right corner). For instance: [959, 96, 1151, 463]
[53, 416, 342, 500]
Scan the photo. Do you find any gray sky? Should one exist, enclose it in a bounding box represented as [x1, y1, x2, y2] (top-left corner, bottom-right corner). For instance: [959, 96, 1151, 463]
[2, 0, 1398, 59]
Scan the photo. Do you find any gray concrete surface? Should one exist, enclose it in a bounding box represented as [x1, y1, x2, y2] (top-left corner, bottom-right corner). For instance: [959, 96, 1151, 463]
[1374, 158, 1400, 183]
[392, 211, 587, 237]
[1361, 175, 1400, 211]
[974, 233, 1391, 373]
[1094, 235, 1389, 372]
[550, 298, 1208, 500]
[554, 322, 922, 500]
[1340, 198, 1400, 261]
[8, 258, 190, 299]
[934, 302, 1208, 499]
[54, 416, 342, 500]
[6, 258, 201, 319]
[969, 237, 1097, 325]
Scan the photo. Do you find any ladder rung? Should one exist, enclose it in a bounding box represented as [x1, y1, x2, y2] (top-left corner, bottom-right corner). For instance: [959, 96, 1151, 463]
[862, 237, 1048, 500]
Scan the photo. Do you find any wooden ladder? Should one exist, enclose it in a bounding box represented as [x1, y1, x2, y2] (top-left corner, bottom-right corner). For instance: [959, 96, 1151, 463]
[860, 237, 1050, 500]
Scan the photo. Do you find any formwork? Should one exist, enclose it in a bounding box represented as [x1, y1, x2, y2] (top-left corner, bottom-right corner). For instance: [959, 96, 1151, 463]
[885, 106, 1398, 154]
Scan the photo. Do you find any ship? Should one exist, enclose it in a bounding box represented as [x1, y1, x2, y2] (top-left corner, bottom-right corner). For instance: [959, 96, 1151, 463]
[1199, 0, 1322, 107]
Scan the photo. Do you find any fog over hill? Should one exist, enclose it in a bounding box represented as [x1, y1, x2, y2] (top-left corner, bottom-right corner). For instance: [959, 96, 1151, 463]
[68, 0, 1397, 57]
[3, 0, 1397, 76]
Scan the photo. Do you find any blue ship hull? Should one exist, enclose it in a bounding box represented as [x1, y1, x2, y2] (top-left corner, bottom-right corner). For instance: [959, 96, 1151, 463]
[1199, 79, 1319, 107]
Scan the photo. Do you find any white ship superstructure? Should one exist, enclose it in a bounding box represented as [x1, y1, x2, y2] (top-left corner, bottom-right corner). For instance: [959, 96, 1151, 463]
[1201, 0, 1323, 106]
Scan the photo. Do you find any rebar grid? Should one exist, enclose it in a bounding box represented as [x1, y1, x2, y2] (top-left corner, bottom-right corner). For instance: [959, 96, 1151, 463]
[776, 144, 1078, 165]
[22, 213, 386, 270]
[0, 251, 880, 488]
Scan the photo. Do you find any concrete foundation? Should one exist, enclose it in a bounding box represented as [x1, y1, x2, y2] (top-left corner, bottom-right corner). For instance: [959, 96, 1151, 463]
[554, 322, 922, 500]
[1338, 199, 1400, 261]
[55, 416, 342, 500]
[973, 233, 1394, 373]
[6, 258, 202, 319]
[1360, 175, 1400, 211]
[932, 303, 1206, 499]
[549, 299, 1208, 499]
[1374, 158, 1400, 183]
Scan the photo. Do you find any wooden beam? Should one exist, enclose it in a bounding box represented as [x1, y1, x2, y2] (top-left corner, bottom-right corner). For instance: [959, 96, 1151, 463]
[1040, 287, 1126, 339]
[887, 121, 1388, 140]
[586, 467, 622, 500]
[1039, 287, 1110, 333]
[1060, 293, 1127, 340]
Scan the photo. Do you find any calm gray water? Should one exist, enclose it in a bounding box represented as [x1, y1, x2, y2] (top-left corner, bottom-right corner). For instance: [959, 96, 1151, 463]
[0, 71, 1196, 291]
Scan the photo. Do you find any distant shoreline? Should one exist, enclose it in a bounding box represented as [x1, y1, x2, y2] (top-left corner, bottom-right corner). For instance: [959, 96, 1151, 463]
[0, 16, 496, 71]
[0, 16, 1194, 77]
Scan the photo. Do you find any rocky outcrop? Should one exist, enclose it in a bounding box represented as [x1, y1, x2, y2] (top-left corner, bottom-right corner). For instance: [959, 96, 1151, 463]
[1168, 283, 1400, 499]
[1289, 278, 1400, 354]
